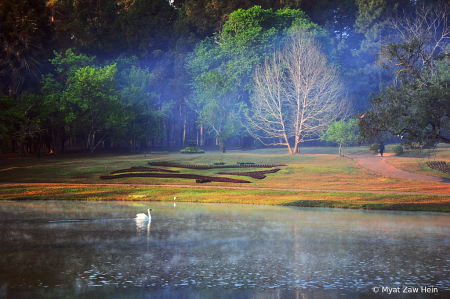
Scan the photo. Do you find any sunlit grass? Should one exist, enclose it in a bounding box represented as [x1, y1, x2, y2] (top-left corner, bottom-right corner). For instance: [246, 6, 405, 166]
[2, 148, 450, 194]
[385, 158, 450, 179]
[1, 146, 450, 212]
[1, 185, 449, 212]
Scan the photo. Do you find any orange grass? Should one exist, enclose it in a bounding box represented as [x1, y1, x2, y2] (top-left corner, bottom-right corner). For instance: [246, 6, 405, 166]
[1, 185, 449, 212]
[385, 158, 450, 179]
[1, 151, 450, 194]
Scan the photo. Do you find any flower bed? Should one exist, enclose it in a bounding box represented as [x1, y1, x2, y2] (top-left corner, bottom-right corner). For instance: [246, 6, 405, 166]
[100, 172, 250, 183]
[216, 168, 281, 179]
[426, 161, 450, 174]
[148, 162, 286, 169]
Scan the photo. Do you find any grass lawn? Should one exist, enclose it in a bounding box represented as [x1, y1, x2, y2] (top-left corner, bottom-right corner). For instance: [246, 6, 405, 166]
[1, 146, 450, 212]
[384, 158, 450, 179]
[380, 143, 450, 179]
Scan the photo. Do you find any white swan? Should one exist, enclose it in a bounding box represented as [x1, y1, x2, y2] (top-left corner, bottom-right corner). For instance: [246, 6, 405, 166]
[134, 209, 152, 221]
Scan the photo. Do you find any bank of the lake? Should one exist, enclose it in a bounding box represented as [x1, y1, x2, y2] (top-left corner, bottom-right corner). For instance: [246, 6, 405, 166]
[1, 184, 450, 213]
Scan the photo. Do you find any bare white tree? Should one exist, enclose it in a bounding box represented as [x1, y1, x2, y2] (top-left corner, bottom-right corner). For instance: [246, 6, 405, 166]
[247, 31, 349, 154]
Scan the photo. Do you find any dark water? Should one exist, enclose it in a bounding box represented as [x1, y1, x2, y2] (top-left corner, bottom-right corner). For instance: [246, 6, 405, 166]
[0, 201, 449, 298]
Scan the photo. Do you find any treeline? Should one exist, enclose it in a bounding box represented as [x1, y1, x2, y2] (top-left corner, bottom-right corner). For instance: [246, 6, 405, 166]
[0, 0, 442, 155]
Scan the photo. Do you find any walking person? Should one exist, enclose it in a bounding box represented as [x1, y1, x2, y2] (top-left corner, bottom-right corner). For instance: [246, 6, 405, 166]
[379, 142, 385, 156]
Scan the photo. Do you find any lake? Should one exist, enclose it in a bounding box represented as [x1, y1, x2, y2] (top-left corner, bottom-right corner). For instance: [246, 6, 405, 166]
[0, 201, 449, 298]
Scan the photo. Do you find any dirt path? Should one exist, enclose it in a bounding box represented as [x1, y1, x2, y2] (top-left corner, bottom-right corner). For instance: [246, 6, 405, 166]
[348, 154, 450, 183]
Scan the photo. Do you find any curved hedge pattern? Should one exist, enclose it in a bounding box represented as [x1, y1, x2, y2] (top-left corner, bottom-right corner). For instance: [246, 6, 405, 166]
[426, 161, 450, 174]
[110, 166, 179, 174]
[148, 162, 286, 169]
[100, 172, 250, 183]
[216, 168, 281, 179]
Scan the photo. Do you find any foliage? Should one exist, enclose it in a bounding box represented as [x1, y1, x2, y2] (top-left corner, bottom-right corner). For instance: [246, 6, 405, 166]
[0, 94, 22, 151]
[180, 146, 205, 154]
[189, 70, 243, 153]
[391, 144, 403, 155]
[187, 6, 325, 152]
[174, 0, 303, 38]
[48, 0, 175, 59]
[117, 65, 165, 152]
[0, 0, 52, 95]
[1, 0, 441, 156]
[321, 119, 359, 156]
[13, 93, 50, 157]
[62, 63, 128, 154]
[370, 143, 380, 153]
[360, 3, 450, 146]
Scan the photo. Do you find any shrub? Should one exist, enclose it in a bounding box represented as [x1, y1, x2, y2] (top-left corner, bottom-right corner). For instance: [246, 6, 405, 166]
[180, 146, 205, 154]
[391, 144, 404, 155]
[370, 143, 380, 154]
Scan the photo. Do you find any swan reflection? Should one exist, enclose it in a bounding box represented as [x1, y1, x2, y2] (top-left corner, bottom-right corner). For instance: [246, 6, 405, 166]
[135, 219, 151, 241]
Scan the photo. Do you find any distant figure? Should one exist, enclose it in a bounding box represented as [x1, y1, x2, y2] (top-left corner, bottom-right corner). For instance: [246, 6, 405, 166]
[379, 142, 385, 157]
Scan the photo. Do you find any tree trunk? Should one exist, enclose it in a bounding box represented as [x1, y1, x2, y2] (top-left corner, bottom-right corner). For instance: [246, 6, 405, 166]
[90, 132, 95, 155]
[19, 140, 25, 156]
[339, 142, 342, 156]
[291, 135, 299, 154]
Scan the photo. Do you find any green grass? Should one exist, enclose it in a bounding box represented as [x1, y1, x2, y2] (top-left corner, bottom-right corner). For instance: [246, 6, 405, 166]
[1, 147, 450, 212]
[1, 185, 449, 212]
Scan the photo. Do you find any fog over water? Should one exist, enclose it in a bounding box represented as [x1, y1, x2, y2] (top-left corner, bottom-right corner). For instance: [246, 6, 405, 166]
[0, 201, 449, 298]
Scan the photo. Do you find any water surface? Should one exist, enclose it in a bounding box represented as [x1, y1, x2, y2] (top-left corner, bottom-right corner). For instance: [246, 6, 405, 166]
[0, 201, 449, 298]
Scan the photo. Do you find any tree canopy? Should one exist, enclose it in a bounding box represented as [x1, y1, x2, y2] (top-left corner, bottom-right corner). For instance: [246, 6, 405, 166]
[0, 0, 441, 155]
[360, 3, 450, 146]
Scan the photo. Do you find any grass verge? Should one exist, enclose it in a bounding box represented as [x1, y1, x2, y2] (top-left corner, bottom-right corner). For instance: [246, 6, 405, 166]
[1, 184, 449, 213]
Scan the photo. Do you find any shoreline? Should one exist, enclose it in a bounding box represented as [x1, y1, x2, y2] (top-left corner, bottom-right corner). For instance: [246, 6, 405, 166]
[2, 182, 450, 213]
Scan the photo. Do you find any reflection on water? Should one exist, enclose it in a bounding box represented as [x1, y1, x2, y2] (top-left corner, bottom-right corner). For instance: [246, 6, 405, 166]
[0, 201, 449, 298]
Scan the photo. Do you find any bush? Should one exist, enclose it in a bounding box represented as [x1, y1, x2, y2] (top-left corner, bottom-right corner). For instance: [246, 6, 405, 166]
[370, 143, 379, 154]
[180, 146, 205, 154]
[392, 144, 404, 155]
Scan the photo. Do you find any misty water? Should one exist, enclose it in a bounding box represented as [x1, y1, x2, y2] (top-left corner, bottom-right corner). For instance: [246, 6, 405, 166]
[0, 201, 449, 299]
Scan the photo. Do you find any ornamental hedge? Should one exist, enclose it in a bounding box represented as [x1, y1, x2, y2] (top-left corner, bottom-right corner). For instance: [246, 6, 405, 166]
[148, 162, 286, 169]
[110, 166, 179, 174]
[100, 172, 250, 183]
[426, 161, 450, 174]
[216, 168, 281, 179]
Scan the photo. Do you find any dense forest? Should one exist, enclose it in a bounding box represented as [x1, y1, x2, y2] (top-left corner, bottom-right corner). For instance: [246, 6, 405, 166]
[1, 0, 448, 155]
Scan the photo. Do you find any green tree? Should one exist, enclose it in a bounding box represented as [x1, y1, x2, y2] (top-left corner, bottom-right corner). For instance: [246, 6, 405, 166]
[49, 0, 175, 59]
[321, 119, 358, 156]
[359, 3, 450, 145]
[190, 70, 242, 153]
[0, 0, 52, 95]
[62, 63, 128, 154]
[118, 65, 165, 152]
[174, 0, 302, 38]
[41, 49, 96, 154]
[0, 94, 22, 152]
[187, 6, 324, 150]
[13, 93, 49, 157]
